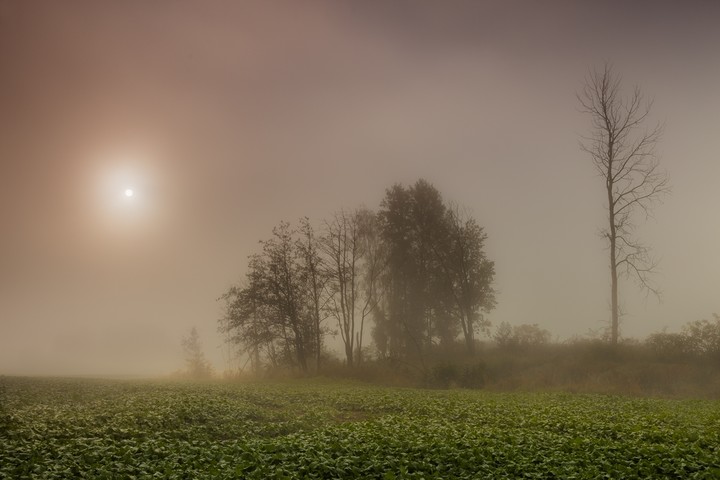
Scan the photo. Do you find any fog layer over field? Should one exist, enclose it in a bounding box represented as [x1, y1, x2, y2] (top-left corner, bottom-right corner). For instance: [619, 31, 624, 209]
[1, 0, 719, 375]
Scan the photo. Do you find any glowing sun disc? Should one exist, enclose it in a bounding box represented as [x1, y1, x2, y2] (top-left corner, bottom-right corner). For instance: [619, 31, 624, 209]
[124, 188, 134, 197]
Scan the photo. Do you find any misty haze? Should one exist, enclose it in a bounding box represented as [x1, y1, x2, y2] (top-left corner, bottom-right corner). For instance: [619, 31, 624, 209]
[1, 1, 719, 478]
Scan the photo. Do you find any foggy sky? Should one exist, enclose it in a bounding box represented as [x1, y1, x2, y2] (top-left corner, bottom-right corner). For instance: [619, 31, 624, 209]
[1, 0, 719, 375]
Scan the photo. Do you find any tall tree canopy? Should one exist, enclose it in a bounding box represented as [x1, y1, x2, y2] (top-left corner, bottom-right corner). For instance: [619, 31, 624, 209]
[375, 180, 495, 361]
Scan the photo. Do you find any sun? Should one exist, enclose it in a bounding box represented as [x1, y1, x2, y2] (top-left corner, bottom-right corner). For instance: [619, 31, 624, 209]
[124, 188, 134, 197]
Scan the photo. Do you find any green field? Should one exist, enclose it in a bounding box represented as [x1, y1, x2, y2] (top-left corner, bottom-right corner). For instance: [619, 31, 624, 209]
[1, 377, 719, 479]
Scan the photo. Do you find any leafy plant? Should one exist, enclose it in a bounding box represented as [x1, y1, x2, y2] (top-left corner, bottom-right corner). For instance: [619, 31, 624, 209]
[1, 377, 719, 479]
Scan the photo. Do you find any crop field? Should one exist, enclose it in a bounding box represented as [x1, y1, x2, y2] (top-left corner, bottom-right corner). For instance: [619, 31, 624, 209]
[1, 377, 719, 479]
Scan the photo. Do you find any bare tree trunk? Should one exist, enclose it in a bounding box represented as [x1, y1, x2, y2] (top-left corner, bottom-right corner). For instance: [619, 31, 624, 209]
[579, 63, 669, 345]
[608, 177, 619, 345]
[464, 311, 475, 355]
[321, 210, 364, 368]
[315, 315, 321, 373]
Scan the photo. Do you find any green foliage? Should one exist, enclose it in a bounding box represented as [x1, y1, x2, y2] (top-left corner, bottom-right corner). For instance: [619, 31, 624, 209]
[2, 377, 720, 479]
[375, 179, 496, 360]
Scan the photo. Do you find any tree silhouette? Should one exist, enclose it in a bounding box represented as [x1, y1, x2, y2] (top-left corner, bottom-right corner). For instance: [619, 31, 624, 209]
[181, 327, 212, 378]
[578, 63, 670, 345]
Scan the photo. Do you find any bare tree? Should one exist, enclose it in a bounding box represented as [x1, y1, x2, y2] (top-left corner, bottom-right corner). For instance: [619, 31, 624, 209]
[355, 209, 384, 365]
[320, 210, 362, 368]
[319, 209, 381, 367]
[296, 217, 331, 373]
[578, 63, 670, 345]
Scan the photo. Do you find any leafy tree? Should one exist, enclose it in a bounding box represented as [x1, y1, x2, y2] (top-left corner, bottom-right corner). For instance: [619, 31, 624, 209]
[219, 254, 276, 373]
[578, 63, 670, 345]
[513, 323, 551, 348]
[493, 322, 514, 349]
[260, 222, 315, 371]
[376, 179, 496, 361]
[435, 206, 496, 353]
[376, 180, 448, 363]
[220, 222, 319, 373]
[220, 180, 496, 372]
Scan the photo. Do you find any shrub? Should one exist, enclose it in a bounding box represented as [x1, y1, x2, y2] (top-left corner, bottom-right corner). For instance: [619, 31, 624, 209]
[427, 363, 460, 388]
[645, 331, 691, 360]
[682, 314, 720, 357]
[493, 322, 551, 350]
[459, 361, 486, 388]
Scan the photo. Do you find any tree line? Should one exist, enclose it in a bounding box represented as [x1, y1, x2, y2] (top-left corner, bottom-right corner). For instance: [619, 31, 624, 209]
[217, 63, 673, 376]
[219, 179, 496, 373]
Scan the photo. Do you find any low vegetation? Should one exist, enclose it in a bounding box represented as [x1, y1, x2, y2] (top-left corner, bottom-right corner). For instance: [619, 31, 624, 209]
[2, 377, 719, 479]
